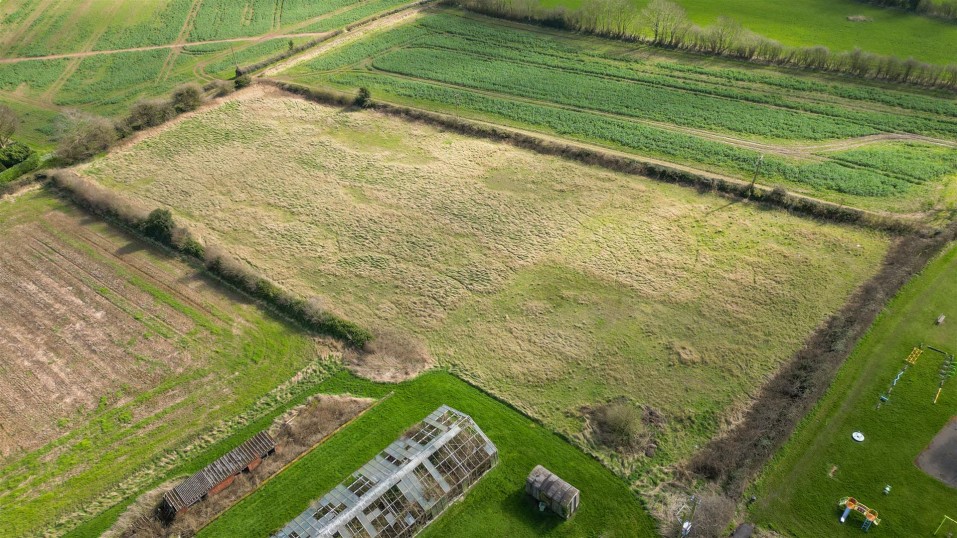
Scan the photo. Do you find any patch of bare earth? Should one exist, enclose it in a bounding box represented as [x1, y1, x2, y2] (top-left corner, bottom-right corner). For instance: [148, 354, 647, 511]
[344, 327, 434, 382]
[106, 394, 373, 537]
[0, 219, 195, 457]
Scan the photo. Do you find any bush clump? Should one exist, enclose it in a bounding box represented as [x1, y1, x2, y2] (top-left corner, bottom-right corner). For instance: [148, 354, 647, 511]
[355, 87, 372, 108]
[140, 208, 175, 244]
[0, 141, 34, 169]
[56, 111, 118, 164]
[591, 401, 646, 451]
[234, 74, 253, 89]
[171, 83, 205, 113]
[125, 99, 175, 131]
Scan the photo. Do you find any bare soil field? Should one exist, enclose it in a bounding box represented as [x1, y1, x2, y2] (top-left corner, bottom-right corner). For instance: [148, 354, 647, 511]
[80, 90, 891, 479]
[0, 191, 330, 536]
[0, 214, 194, 457]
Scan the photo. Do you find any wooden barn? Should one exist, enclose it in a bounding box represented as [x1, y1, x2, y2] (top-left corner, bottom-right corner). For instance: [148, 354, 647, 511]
[526, 465, 580, 519]
[158, 431, 276, 520]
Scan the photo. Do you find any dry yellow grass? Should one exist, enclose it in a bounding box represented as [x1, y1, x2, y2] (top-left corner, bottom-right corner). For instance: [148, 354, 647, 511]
[81, 91, 890, 473]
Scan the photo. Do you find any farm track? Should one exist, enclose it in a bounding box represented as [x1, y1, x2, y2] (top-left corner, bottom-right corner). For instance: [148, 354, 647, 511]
[156, 0, 206, 83]
[360, 68, 957, 159]
[261, 3, 431, 76]
[0, 0, 62, 57]
[41, 0, 125, 103]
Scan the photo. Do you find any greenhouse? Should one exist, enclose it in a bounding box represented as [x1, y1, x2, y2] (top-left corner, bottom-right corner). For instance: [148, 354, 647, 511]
[275, 405, 498, 538]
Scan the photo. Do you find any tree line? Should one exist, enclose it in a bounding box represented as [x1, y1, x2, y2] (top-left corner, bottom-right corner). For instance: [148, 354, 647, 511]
[860, 0, 957, 20]
[448, 0, 957, 90]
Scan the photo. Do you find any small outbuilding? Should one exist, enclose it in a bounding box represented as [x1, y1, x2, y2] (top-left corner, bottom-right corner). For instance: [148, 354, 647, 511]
[526, 465, 580, 519]
[158, 431, 276, 520]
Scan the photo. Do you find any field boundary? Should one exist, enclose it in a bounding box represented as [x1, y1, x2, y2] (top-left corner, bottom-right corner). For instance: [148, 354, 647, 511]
[690, 221, 957, 495]
[45, 170, 373, 346]
[264, 79, 922, 234]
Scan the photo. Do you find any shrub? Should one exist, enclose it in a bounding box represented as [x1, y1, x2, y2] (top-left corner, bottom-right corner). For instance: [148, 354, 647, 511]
[125, 99, 175, 131]
[692, 494, 736, 537]
[355, 87, 372, 108]
[234, 74, 253, 89]
[0, 141, 33, 168]
[56, 111, 118, 164]
[140, 208, 175, 244]
[591, 401, 645, 451]
[171, 83, 205, 113]
[210, 79, 236, 97]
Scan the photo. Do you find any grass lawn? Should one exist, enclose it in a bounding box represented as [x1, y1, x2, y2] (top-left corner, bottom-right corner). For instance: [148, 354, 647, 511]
[79, 92, 889, 483]
[751, 242, 957, 537]
[538, 0, 957, 66]
[200, 370, 658, 537]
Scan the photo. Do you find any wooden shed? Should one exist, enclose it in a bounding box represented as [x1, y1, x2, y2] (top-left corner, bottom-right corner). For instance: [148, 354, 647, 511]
[158, 431, 276, 520]
[525, 465, 580, 519]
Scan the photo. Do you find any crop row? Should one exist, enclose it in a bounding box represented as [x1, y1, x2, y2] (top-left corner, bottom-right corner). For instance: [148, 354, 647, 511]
[302, 0, 417, 33]
[402, 14, 957, 139]
[323, 71, 913, 198]
[371, 46, 877, 141]
[188, 0, 360, 42]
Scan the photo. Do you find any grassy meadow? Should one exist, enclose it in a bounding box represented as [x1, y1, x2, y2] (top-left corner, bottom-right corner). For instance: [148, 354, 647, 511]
[280, 10, 957, 213]
[0, 190, 335, 536]
[201, 370, 657, 537]
[538, 0, 957, 66]
[81, 93, 890, 484]
[751, 242, 957, 537]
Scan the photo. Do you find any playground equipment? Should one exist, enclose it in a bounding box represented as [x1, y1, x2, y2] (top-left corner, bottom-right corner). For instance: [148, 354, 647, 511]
[839, 497, 881, 532]
[927, 346, 956, 404]
[936, 515, 957, 535]
[878, 346, 924, 408]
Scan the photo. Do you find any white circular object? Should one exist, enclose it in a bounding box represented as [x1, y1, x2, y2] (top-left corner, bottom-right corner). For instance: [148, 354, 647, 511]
[852, 432, 865, 442]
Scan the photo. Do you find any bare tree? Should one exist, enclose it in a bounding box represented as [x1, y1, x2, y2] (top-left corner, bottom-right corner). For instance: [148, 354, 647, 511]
[56, 110, 118, 164]
[641, 0, 688, 45]
[0, 104, 19, 148]
[702, 16, 742, 54]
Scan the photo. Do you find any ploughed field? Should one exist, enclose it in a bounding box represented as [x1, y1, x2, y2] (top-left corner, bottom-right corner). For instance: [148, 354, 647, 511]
[0, 190, 332, 536]
[280, 10, 957, 213]
[81, 91, 890, 483]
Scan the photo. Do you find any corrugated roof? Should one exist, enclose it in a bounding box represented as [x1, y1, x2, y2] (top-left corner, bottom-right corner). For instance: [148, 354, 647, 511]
[164, 431, 275, 511]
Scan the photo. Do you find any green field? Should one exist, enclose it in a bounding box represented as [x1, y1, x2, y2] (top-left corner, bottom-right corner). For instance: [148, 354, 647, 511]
[80, 94, 890, 489]
[0, 190, 335, 536]
[280, 10, 957, 213]
[0, 0, 415, 149]
[201, 370, 657, 537]
[751, 242, 957, 537]
[538, 0, 957, 66]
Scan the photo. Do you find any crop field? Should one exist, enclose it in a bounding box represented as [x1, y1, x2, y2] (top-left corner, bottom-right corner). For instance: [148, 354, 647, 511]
[201, 370, 657, 537]
[0, 0, 416, 147]
[537, 0, 957, 66]
[0, 189, 334, 536]
[279, 10, 957, 213]
[80, 92, 890, 488]
[751, 242, 957, 537]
